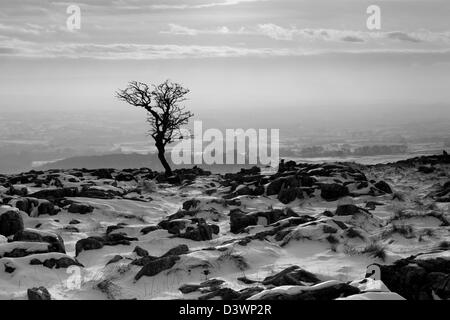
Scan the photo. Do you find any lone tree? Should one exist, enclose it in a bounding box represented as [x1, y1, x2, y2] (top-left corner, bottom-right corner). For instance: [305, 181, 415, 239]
[116, 80, 193, 176]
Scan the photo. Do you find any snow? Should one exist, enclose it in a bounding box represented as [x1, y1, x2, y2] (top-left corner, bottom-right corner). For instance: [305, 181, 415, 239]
[0, 159, 449, 300]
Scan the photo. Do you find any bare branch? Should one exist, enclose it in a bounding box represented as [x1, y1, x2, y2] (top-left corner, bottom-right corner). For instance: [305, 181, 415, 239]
[116, 80, 194, 175]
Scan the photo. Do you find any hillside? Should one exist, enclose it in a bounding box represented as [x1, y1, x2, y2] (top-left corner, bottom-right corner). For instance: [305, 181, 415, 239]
[38, 152, 264, 174]
[0, 152, 449, 300]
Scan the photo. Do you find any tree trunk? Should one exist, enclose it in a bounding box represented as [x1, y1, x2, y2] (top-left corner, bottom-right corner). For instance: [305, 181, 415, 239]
[157, 145, 172, 176]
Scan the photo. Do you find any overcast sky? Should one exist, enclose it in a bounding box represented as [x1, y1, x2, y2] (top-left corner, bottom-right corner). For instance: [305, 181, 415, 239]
[1, 0, 449, 128]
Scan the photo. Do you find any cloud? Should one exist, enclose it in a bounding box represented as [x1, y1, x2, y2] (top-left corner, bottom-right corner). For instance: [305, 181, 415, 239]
[340, 35, 365, 43]
[161, 23, 450, 45]
[161, 24, 230, 36]
[151, 0, 266, 10]
[1, 35, 450, 60]
[386, 31, 421, 43]
[255, 24, 296, 41]
[0, 23, 42, 36]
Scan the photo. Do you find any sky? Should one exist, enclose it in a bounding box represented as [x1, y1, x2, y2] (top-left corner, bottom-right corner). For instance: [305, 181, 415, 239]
[1, 0, 450, 129]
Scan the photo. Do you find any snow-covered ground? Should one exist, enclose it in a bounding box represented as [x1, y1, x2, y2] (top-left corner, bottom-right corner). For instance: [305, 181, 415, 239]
[0, 155, 449, 300]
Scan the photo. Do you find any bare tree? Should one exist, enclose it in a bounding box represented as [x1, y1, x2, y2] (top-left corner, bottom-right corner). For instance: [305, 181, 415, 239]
[116, 80, 193, 176]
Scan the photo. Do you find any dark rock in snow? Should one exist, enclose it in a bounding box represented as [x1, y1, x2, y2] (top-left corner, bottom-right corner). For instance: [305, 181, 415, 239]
[67, 202, 94, 214]
[75, 237, 104, 256]
[229, 209, 258, 234]
[372, 257, 450, 300]
[176, 221, 218, 241]
[256, 282, 360, 300]
[134, 255, 180, 281]
[320, 183, 349, 201]
[27, 287, 52, 300]
[179, 279, 225, 294]
[278, 185, 302, 204]
[29, 187, 79, 200]
[335, 204, 370, 217]
[75, 233, 138, 256]
[133, 246, 149, 257]
[36, 257, 83, 269]
[106, 255, 123, 265]
[262, 266, 321, 286]
[182, 199, 201, 211]
[0, 209, 24, 237]
[13, 229, 66, 253]
[140, 225, 160, 235]
[374, 181, 393, 194]
[162, 244, 189, 257]
[79, 187, 121, 199]
[91, 168, 114, 179]
[4, 263, 15, 273]
[8, 197, 59, 216]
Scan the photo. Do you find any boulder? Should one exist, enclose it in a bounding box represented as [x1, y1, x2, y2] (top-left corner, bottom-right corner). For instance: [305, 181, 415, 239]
[133, 246, 149, 257]
[78, 187, 121, 199]
[140, 225, 160, 235]
[32, 257, 83, 269]
[27, 287, 51, 300]
[135, 255, 180, 281]
[266, 177, 286, 196]
[182, 199, 200, 211]
[0, 209, 24, 237]
[67, 202, 94, 214]
[91, 169, 114, 179]
[106, 255, 123, 265]
[115, 172, 135, 182]
[229, 209, 258, 234]
[162, 244, 189, 257]
[335, 204, 369, 217]
[320, 183, 349, 201]
[374, 181, 393, 194]
[176, 221, 218, 241]
[278, 186, 302, 204]
[262, 266, 321, 286]
[417, 166, 435, 174]
[251, 282, 360, 300]
[29, 187, 79, 200]
[13, 229, 65, 253]
[75, 237, 104, 256]
[374, 257, 450, 300]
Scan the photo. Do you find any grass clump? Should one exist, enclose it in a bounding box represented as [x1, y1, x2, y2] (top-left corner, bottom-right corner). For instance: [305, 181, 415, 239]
[362, 241, 387, 262]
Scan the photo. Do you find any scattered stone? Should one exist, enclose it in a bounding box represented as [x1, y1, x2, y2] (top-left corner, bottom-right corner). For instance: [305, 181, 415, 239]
[67, 202, 94, 214]
[0, 209, 24, 237]
[335, 204, 369, 217]
[262, 266, 321, 286]
[75, 237, 104, 256]
[320, 183, 349, 201]
[13, 229, 66, 253]
[251, 282, 360, 300]
[418, 166, 435, 174]
[374, 181, 393, 194]
[27, 287, 52, 300]
[140, 225, 160, 235]
[106, 255, 123, 265]
[229, 209, 258, 234]
[161, 244, 189, 257]
[133, 246, 149, 257]
[36, 257, 83, 269]
[134, 255, 180, 281]
[373, 257, 450, 300]
[182, 199, 201, 211]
